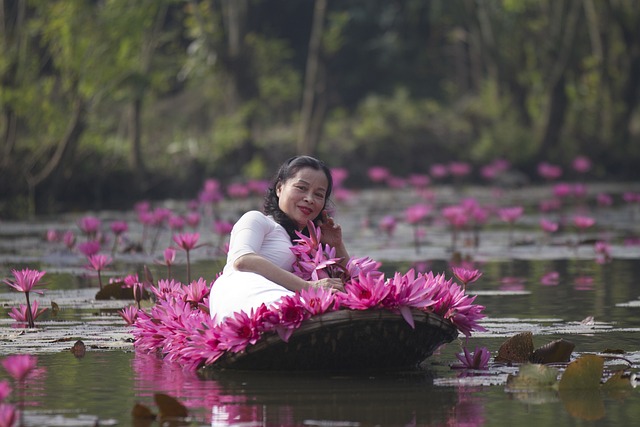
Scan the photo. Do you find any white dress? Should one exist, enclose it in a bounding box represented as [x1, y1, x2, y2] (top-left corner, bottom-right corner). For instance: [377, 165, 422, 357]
[209, 210, 296, 322]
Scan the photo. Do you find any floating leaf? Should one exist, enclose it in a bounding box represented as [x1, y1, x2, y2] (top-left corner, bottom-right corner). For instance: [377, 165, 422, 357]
[132, 402, 155, 419]
[154, 393, 188, 419]
[495, 332, 534, 363]
[531, 339, 575, 363]
[51, 301, 59, 317]
[559, 354, 604, 390]
[95, 281, 134, 300]
[506, 363, 559, 391]
[601, 348, 625, 354]
[70, 340, 86, 358]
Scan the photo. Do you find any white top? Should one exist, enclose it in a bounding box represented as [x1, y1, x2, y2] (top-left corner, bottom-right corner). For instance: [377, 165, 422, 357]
[209, 210, 297, 322]
[223, 210, 296, 274]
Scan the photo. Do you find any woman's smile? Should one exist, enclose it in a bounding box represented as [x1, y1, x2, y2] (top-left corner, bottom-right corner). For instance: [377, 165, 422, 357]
[276, 167, 328, 229]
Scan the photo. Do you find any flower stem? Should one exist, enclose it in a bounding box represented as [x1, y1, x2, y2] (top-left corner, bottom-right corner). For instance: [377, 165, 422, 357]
[186, 250, 191, 284]
[25, 291, 35, 328]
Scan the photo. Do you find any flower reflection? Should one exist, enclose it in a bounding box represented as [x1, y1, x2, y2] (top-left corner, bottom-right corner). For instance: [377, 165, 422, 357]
[500, 276, 526, 291]
[443, 387, 486, 427]
[574, 276, 594, 291]
[132, 351, 476, 426]
[540, 271, 560, 286]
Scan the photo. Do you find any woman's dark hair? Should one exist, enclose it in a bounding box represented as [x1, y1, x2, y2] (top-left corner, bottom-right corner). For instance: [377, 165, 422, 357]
[263, 155, 334, 241]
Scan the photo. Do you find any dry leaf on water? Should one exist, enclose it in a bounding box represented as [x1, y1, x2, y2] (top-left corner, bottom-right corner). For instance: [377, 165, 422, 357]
[495, 332, 534, 363]
[496, 332, 575, 364]
[70, 340, 86, 358]
[50, 301, 59, 317]
[530, 339, 575, 364]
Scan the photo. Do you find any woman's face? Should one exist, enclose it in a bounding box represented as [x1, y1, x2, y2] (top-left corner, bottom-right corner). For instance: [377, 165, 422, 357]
[276, 167, 328, 229]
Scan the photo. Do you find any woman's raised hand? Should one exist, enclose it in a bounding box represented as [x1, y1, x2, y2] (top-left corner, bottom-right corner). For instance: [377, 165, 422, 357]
[317, 210, 343, 249]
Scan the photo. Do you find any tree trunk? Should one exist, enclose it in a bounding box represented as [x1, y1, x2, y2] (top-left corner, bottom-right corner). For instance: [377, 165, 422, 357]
[605, 0, 640, 154]
[297, 0, 327, 155]
[536, 0, 581, 159]
[0, 0, 26, 169]
[28, 96, 86, 215]
[537, 74, 568, 159]
[130, 96, 145, 178]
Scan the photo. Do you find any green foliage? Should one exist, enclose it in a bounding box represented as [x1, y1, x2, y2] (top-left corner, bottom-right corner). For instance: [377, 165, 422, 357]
[1, 0, 639, 215]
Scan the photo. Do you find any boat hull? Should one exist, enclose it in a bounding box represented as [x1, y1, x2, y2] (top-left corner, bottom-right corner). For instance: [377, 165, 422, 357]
[212, 309, 459, 371]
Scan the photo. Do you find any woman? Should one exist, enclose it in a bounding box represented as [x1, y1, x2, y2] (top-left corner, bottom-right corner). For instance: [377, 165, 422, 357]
[209, 156, 349, 322]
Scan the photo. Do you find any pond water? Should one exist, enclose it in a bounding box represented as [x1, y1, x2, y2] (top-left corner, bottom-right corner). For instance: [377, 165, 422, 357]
[1, 184, 640, 426]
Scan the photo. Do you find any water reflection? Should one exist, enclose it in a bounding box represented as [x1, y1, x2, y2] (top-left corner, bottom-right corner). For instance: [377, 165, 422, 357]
[132, 351, 466, 426]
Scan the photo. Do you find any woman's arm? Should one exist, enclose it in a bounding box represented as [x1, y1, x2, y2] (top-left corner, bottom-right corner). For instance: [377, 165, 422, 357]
[234, 253, 344, 292]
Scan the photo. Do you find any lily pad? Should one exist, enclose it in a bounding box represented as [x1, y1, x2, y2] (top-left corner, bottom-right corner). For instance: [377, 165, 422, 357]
[558, 354, 604, 390]
[505, 363, 559, 391]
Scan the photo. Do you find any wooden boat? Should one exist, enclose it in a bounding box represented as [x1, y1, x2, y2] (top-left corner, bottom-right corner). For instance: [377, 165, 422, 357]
[212, 309, 459, 371]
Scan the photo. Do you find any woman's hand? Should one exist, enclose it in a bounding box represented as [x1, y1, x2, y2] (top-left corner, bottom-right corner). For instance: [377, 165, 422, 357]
[317, 210, 350, 266]
[309, 277, 345, 293]
[317, 210, 343, 249]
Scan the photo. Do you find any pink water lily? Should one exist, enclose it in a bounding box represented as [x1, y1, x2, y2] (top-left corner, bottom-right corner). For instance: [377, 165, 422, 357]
[1, 354, 38, 382]
[173, 232, 200, 251]
[451, 267, 483, 290]
[4, 268, 46, 329]
[217, 309, 261, 353]
[4, 269, 45, 295]
[78, 215, 101, 238]
[573, 215, 595, 229]
[159, 247, 177, 278]
[298, 286, 336, 316]
[384, 269, 435, 328]
[292, 221, 322, 254]
[498, 206, 524, 223]
[344, 256, 382, 280]
[295, 244, 341, 281]
[272, 295, 310, 342]
[63, 231, 76, 250]
[85, 254, 112, 290]
[179, 316, 225, 369]
[78, 240, 101, 256]
[378, 215, 397, 238]
[367, 166, 390, 183]
[537, 162, 562, 180]
[119, 305, 140, 325]
[572, 155, 591, 174]
[540, 271, 560, 286]
[539, 219, 559, 233]
[173, 232, 200, 283]
[184, 278, 210, 307]
[453, 346, 491, 370]
[340, 272, 391, 310]
[150, 278, 183, 300]
[8, 300, 47, 325]
[0, 404, 18, 427]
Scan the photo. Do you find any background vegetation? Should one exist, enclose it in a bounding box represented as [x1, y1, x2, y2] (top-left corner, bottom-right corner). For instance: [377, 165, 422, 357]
[1, 0, 639, 217]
